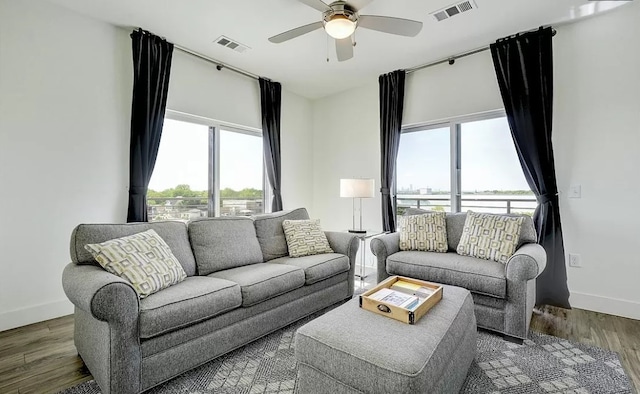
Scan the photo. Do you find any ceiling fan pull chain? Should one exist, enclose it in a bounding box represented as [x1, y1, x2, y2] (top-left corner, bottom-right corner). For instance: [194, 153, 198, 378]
[326, 34, 330, 62]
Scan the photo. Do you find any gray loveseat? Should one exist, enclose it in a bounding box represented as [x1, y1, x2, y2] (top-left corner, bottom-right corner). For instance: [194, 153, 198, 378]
[62, 208, 358, 394]
[371, 209, 546, 342]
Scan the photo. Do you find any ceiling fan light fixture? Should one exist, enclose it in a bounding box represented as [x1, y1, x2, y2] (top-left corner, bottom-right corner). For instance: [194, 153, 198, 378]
[324, 15, 356, 39]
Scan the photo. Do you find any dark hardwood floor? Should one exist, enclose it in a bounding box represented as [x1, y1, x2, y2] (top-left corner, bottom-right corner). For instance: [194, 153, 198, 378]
[1, 306, 638, 394]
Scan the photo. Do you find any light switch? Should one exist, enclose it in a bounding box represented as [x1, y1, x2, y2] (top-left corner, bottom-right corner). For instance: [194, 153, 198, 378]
[568, 185, 581, 199]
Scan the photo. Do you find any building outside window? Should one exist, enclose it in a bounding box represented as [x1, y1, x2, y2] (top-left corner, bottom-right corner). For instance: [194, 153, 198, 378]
[147, 116, 266, 221]
[396, 111, 535, 216]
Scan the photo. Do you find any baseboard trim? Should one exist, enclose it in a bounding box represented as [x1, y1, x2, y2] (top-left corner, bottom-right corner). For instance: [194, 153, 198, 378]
[0, 299, 74, 332]
[570, 291, 640, 320]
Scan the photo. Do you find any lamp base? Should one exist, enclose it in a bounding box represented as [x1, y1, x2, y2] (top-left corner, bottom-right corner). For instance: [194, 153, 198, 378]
[348, 229, 367, 234]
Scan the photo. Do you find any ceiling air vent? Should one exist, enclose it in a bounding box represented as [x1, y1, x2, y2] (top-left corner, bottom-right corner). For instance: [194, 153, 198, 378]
[214, 35, 250, 54]
[431, 0, 477, 22]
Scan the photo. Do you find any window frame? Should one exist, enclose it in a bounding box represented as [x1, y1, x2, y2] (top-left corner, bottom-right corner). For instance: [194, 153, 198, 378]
[160, 109, 270, 218]
[396, 109, 510, 216]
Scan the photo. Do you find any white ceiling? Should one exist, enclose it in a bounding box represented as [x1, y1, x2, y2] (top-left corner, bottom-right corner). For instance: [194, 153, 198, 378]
[45, 0, 626, 99]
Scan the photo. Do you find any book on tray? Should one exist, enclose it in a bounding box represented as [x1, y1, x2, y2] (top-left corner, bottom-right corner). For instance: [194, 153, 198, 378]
[368, 288, 420, 311]
[390, 280, 435, 299]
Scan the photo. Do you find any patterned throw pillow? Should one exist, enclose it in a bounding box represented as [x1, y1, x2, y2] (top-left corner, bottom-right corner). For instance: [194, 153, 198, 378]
[84, 229, 187, 298]
[456, 211, 525, 264]
[282, 219, 334, 258]
[398, 212, 448, 252]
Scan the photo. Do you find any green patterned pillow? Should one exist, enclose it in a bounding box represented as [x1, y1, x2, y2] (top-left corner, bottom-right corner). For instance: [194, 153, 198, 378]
[282, 219, 334, 258]
[398, 212, 448, 252]
[84, 229, 187, 298]
[456, 211, 525, 264]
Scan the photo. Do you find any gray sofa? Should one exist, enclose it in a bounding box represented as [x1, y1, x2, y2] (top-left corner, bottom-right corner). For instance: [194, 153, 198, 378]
[371, 209, 546, 342]
[62, 208, 358, 394]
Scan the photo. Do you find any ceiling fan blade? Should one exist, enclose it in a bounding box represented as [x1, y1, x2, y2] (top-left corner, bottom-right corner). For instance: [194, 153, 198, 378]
[348, 0, 372, 11]
[268, 21, 324, 43]
[358, 15, 423, 37]
[335, 38, 354, 62]
[297, 0, 331, 13]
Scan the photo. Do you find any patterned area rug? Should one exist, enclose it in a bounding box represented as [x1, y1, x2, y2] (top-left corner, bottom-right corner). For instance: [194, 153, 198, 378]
[59, 314, 634, 394]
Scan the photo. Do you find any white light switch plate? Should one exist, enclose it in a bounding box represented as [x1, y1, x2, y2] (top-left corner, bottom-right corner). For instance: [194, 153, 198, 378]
[569, 254, 581, 268]
[568, 185, 581, 198]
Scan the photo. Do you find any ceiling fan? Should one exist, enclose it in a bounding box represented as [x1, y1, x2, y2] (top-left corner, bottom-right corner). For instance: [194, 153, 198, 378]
[268, 0, 423, 61]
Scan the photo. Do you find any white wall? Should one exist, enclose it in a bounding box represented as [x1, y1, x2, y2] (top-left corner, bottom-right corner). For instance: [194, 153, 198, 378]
[311, 3, 640, 319]
[0, 0, 314, 331]
[311, 82, 381, 231]
[0, 0, 132, 330]
[281, 90, 314, 211]
[552, 2, 640, 319]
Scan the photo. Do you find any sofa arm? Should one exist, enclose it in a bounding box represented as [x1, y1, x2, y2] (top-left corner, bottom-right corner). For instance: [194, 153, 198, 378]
[63, 263, 142, 394]
[62, 263, 139, 323]
[370, 232, 400, 284]
[505, 243, 547, 282]
[325, 232, 359, 297]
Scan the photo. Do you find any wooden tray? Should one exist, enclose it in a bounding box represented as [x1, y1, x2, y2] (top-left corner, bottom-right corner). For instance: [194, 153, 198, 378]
[359, 276, 443, 324]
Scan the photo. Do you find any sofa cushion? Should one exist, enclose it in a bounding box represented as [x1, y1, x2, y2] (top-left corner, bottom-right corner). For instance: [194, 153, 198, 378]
[252, 208, 310, 261]
[386, 251, 506, 298]
[188, 217, 264, 275]
[208, 263, 305, 307]
[282, 219, 333, 257]
[398, 212, 448, 252]
[84, 229, 187, 298]
[404, 208, 536, 250]
[269, 253, 349, 285]
[457, 211, 525, 264]
[139, 276, 241, 339]
[71, 221, 197, 276]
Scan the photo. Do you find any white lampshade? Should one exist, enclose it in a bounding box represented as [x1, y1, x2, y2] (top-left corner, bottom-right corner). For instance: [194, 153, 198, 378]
[325, 16, 356, 39]
[340, 178, 375, 198]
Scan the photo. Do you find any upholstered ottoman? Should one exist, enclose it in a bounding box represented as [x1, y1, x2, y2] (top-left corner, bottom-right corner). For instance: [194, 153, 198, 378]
[295, 285, 476, 393]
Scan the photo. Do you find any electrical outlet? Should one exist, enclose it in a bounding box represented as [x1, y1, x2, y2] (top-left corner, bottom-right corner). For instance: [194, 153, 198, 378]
[569, 253, 581, 268]
[568, 185, 581, 198]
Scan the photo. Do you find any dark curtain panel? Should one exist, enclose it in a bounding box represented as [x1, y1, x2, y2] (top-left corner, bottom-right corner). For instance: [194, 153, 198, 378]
[379, 70, 406, 233]
[490, 27, 570, 308]
[127, 29, 173, 222]
[259, 78, 283, 212]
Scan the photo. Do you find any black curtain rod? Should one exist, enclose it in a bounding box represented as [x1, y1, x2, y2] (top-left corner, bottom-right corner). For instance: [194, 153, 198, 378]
[407, 26, 556, 74]
[173, 44, 265, 81]
[135, 27, 266, 82]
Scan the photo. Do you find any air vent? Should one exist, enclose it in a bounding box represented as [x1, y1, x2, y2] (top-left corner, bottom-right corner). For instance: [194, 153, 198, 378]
[430, 0, 477, 22]
[214, 35, 250, 54]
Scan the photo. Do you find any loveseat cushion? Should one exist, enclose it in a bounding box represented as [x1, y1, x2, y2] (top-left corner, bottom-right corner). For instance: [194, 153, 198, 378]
[208, 263, 305, 307]
[457, 211, 524, 264]
[269, 253, 349, 285]
[387, 251, 506, 298]
[252, 208, 310, 261]
[188, 217, 264, 275]
[404, 208, 537, 250]
[139, 276, 241, 339]
[71, 221, 197, 276]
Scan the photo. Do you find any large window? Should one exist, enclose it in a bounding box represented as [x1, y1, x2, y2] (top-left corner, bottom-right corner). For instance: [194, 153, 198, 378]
[396, 112, 535, 216]
[147, 117, 266, 221]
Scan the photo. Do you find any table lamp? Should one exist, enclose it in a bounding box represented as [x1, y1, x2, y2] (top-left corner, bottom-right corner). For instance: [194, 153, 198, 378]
[340, 178, 375, 233]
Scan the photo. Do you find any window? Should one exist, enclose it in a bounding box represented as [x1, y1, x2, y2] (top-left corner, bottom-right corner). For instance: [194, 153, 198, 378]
[147, 117, 266, 221]
[396, 112, 535, 216]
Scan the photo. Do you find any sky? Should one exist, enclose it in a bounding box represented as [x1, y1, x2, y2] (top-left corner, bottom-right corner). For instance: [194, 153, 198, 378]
[397, 117, 530, 193]
[148, 119, 263, 192]
[151, 117, 529, 194]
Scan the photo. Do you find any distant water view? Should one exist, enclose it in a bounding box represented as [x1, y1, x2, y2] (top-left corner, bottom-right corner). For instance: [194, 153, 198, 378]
[397, 191, 536, 215]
